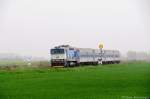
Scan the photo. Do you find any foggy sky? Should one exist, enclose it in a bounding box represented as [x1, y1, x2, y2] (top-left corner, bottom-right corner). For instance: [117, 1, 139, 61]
[0, 0, 150, 58]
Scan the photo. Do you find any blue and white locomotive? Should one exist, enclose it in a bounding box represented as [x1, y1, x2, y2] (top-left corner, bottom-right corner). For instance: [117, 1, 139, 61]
[50, 45, 120, 67]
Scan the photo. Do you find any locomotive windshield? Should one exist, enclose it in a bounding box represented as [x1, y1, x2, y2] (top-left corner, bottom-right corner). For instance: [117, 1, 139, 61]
[51, 49, 64, 54]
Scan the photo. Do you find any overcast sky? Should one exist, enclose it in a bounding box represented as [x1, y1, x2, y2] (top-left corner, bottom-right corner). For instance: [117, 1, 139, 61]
[0, 0, 150, 58]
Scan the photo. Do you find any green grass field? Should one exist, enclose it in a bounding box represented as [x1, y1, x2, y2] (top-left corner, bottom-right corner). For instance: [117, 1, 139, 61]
[0, 62, 150, 99]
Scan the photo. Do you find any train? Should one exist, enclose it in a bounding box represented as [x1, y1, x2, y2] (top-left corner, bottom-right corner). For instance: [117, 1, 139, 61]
[50, 45, 120, 67]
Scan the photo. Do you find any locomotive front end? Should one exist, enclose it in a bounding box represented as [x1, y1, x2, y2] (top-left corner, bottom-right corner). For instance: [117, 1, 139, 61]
[50, 48, 66, 67]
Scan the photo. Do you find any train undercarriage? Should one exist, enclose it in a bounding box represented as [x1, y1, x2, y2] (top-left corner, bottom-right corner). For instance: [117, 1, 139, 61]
[51, 60, 120, 67]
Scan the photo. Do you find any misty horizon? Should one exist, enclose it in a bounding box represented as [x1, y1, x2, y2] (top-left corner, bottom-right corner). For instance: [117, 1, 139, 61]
[0, 0, 150, 58]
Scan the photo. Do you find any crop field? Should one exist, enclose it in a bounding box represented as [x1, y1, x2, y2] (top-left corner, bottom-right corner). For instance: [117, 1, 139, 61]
[0, 62, 150, 99]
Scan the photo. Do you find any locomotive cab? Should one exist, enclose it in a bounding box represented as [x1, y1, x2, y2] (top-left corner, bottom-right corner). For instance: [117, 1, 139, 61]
[50, 45, 80, 67]
[50, 48, 67, 67]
